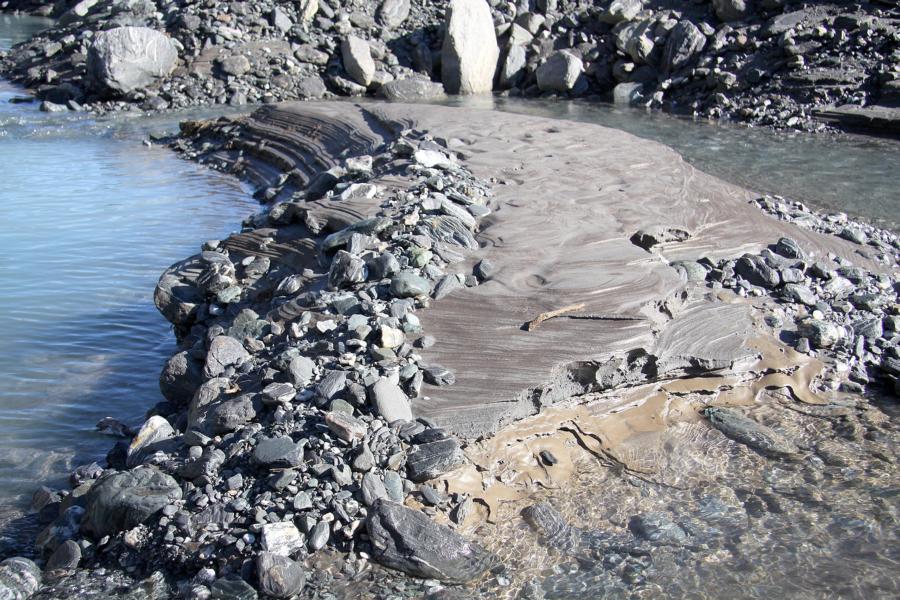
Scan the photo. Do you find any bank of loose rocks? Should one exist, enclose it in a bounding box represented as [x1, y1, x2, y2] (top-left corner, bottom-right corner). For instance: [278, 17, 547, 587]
[1, 0, 898, 132]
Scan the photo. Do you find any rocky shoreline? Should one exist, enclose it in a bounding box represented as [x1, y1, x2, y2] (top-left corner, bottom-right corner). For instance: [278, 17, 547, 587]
[0, 100, 897, 599]
[1, 0, 899, 133]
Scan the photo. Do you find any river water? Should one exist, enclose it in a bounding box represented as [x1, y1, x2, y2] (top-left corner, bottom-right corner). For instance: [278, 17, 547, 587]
[0, 16, 257, 551]
[0, 13, 897, 594]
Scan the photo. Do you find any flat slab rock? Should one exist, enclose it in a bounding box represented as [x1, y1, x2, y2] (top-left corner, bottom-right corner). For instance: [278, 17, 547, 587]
[366, 499, 497, 583]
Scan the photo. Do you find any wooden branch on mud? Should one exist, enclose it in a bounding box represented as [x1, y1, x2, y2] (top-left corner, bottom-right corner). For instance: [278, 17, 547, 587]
[524, 303, 646, 331]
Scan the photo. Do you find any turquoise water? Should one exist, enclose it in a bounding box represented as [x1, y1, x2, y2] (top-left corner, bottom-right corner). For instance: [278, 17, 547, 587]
[0, 17, 257, 543]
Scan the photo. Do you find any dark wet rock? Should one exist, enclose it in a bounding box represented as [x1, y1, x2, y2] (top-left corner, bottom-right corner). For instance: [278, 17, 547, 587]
[735, 254, 780, 288]
[0, 557, 41, 600]
[329, 250, 367, 289]
[712, 0, 752, 22]
[629, 513, 689, 545]
[253, 437, 306, 469]
[781, 284, 817, 306]
[204, 335, 250, 378]
[159, 351, 203, 405]
[361, 472, 389, 506]
[703, 407, 800, 459]
[774, 237, 805, 260]
[81, 466, 182, 538]
[45, 540, 81, 572]
[210, 576, 257, 600]
[256, 552, 306, 599]
[521, 503, 576, 550]
[87, 27, 178, 95]
[406, 433, 465, 482]
[367, 500, 497, 582]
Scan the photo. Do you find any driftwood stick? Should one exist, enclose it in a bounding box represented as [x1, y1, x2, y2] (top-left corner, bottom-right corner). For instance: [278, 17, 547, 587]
[524, 302, 586, 331]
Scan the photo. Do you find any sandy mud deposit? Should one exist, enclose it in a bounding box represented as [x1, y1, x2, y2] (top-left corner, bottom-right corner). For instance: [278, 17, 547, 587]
[7, 102, 898, 599]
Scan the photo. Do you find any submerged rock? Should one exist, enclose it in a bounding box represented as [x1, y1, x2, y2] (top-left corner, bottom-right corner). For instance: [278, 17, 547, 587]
[703, 407, 800, 459]
[256, 552, 306, 599]
[366, 500, 497, 582]
[0, 557, 41, 600]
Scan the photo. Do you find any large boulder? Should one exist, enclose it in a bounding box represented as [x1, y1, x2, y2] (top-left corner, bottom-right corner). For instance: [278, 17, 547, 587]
[536, 51, 584, 93]
[256, 552, 306, 598]
[341, 36, 375, 87]
[159, 350, 204, 405]
[88, 27, 178, 95]
[366, 500, 497, 582]
[378, 0, 411, 28]
[441, 0, 499, 94]
[81, 467, 182, 538]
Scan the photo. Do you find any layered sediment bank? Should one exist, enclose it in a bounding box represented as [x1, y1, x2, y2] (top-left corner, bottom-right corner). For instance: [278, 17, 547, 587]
[2, 102, 898, 600]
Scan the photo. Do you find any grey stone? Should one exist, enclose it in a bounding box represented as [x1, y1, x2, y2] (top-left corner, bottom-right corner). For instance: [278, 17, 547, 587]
[474, 259, 497, 280]
[613, 82, 644, 105]
[406, 431, 465, 481]
[271, 8, 293, 32]
[308, 520, 329, 551]
[341, 36, 375, 87]
[735, 254, 780, 288]
[383, 471, 404, 503]
[219, 54, 251, 77]
[0, 558, 41, 600]
[712, 0, 752, 22]
[662, 20, 706, 74]
[262, 382, 296, 405]
[254, 437, 306, 469]
[329, 250, 367, 289]
[423, 365, 456, 386]
[380, 78, 447, 102]
[361, 472, 389, 506]
[45, 539, 81, 571]
[81, 467, 182, 538]
[390, 271, 432, 298]
[774, 237, 805, 259]
[352, 445, 375, 472]
[317, 370, 347, 399]
[88, 27, 178, 95]
[379, 0, 411, 28]
[441, 0, 499, 94]
[499, 44, 527, 89]
[797, 319, 841, 349]
[367, 500, 497, 582]
[536, 51, 584, 93]
[204, 335, 250, 378]
[297, 75, 327, 99]
[159, 350, 203, 406]
[781, 284, 817, 306]
[211, 576, 257, 600]
[371, 379, 413, 423]
[293, 491, 313, 510]
[289, 356, 316, 387]
[600, 0, 642, 24]
[433, 274, 464, 300]
[629, 512, 689, 545]
[256, 552, 306, 599]
[126, 415, 175, 468]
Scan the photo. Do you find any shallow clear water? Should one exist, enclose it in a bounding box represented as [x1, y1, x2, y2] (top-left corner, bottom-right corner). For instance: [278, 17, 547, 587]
[0, 17, 257, 540]
[441, 96, 900, 232]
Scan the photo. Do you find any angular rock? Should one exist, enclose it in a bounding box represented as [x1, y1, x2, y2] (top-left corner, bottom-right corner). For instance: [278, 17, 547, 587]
[499, 44, 527, 89]
[256, 552, 306, 599]
[159, 351, 203, 406]
[254, 437, 306, 468]
[536, 51, 583, 93]
[289, 356, 316, 387]
[370, 378, 413, 423]
[406, 434, 465, 481]
[600, 0, 642, 24]
[45, 539, 81, 571]
[361, 472, 389, 506]
[441, 0, 499, 94]
[88, 27, 178, 95]
[735, 254, 780, 288]
[341, 36, 375, 87]
[126, 415, 175, 468]
[423, 365, 456, 386]
[204, 335, 250, 378]
[219, 54, 251, 77]
[329, 250, 367, 289]
[210, 576, 257, 600]
[367, 500, 496, 582]
[521, 503, 575, 549]
[261, 522, 304, 556]
[712, 0, 751, 22]
[325, 411, 367, 442]
[662, 20, 706, 74]
[797, 319, 841, 349]
[81, 467, 182, 538]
